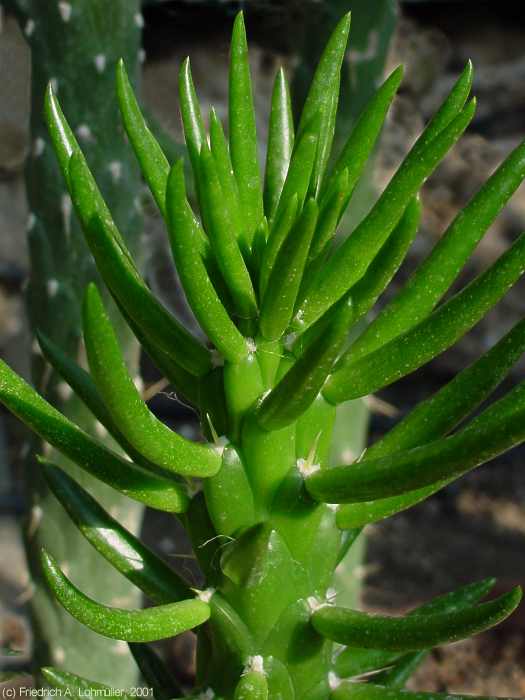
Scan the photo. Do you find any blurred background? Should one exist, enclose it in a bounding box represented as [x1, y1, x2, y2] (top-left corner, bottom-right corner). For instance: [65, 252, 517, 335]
[1, 0, 525, 694]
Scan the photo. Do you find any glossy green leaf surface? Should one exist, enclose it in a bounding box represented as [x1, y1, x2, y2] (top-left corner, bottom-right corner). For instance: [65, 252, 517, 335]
[326, 229, 525, 403]
[43, 461, 189, 604]
[210, 108, 245, 253]
[166, 160, 249, 363]
[83, 284, 221, 477]
[68, 151, 212, 376]
[296, 12, 351, 194]
[321, 65, 403, 210]
[41, 550, 210, 642]
[349, 137, 525, 362]
[199, 143, 258, 322]
[260, 194, 299, 298]
[260, 199, 318, 341]
[309, 377, 525, 504]
[229, 12, 264, 241]
[178, 58, 207, 183]
[333, 578, 495, 678]
[43, 84, 80, 185]
[258, 296, 353, 430]
[311, 586, 521, 650]
[296, 99, 476, 330]
[116, 59, 170, 215]
[264, 68, 295, 219]
[0, 358, 187, 512]
[37, 329, 162, 472]
[350, 196, 421, 325]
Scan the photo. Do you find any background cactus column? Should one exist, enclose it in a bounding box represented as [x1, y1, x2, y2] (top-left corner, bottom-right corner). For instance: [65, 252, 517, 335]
[6, 0, 145, 685]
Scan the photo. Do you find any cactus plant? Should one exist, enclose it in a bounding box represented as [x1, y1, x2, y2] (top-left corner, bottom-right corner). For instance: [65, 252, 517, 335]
[2, 9, 525, 698]
[5, 0, 145, 685]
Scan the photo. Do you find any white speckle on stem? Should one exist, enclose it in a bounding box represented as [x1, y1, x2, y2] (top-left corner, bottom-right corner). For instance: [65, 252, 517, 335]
[61, 193, 72, 238]
[33, 137, 45, 157]
[108, 160, 123, 183]
[76, 124, 94, 142]
[113, 640, 129, 656]
[94, 421, 108, 439]
[28, 505, 43, 537]
[211, 349, 224, 368]
[54, 647, 66, 664]
[139, 48, 146, 64]
[47, 278, 59, 298]
[134, 12, 144, 28]
[246, 337, 257, 353]
[57, 382, 73, 401]
[58, 2, 72, 22]
[94, 53, 107, 73]
[32, 338, 42, 356]
[26, 213, 36, 231]
[25, 19, 35, 37]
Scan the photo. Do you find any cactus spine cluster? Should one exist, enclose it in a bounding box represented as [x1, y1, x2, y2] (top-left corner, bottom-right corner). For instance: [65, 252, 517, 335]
[2, 9, 525, 699]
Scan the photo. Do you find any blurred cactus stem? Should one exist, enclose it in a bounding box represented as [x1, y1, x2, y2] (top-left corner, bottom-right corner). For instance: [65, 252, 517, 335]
[7, 0, 145, 685]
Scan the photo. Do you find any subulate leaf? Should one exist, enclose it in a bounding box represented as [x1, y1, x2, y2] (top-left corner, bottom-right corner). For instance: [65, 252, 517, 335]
[264, 68, 295, 219]
[311, 586, 521, 650]
[296, 97, 476, 330]
[116, 59, 170, 215]
[308, 379, 525, 504]
[41, 550, 210, 642]
[0, 358, 187, 512]
[43, 461, 189, 604]
[82, 284, 221, 478]
[229, 12, 264, 242]
[325, 229, 525, 403]
[348, 137, 525, 363]
[333, 578, 495, 678]
[68, 151, 212, 376]
[166, 160, 249, 363]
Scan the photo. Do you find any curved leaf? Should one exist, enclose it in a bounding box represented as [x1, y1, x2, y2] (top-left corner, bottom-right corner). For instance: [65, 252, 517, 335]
[116, 59, 170, 215]
[296, 12, 351, 194]
[41, 550, 210, 642]
[259, 194, 299, 298]
[264, 67, 295, 219]
[83, 284, 221, 478]
[229, 11, 264, 242]
[43, 461, 189, 604]
[349, 137, 525, 362]
[311, 587, 521, 650]
[166, 160, 249, 363]
[68, 150, 212, 377]
[296, 99, 476, 330]
[0, 358, 187, 512]
[309, 379, 525, 504]
[260, 199, 318, 341]
[326, 230, 525, 402]
[234, 664, 269, 700]
[333, 578, 495, 679]
[258, 296, 353, 430]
